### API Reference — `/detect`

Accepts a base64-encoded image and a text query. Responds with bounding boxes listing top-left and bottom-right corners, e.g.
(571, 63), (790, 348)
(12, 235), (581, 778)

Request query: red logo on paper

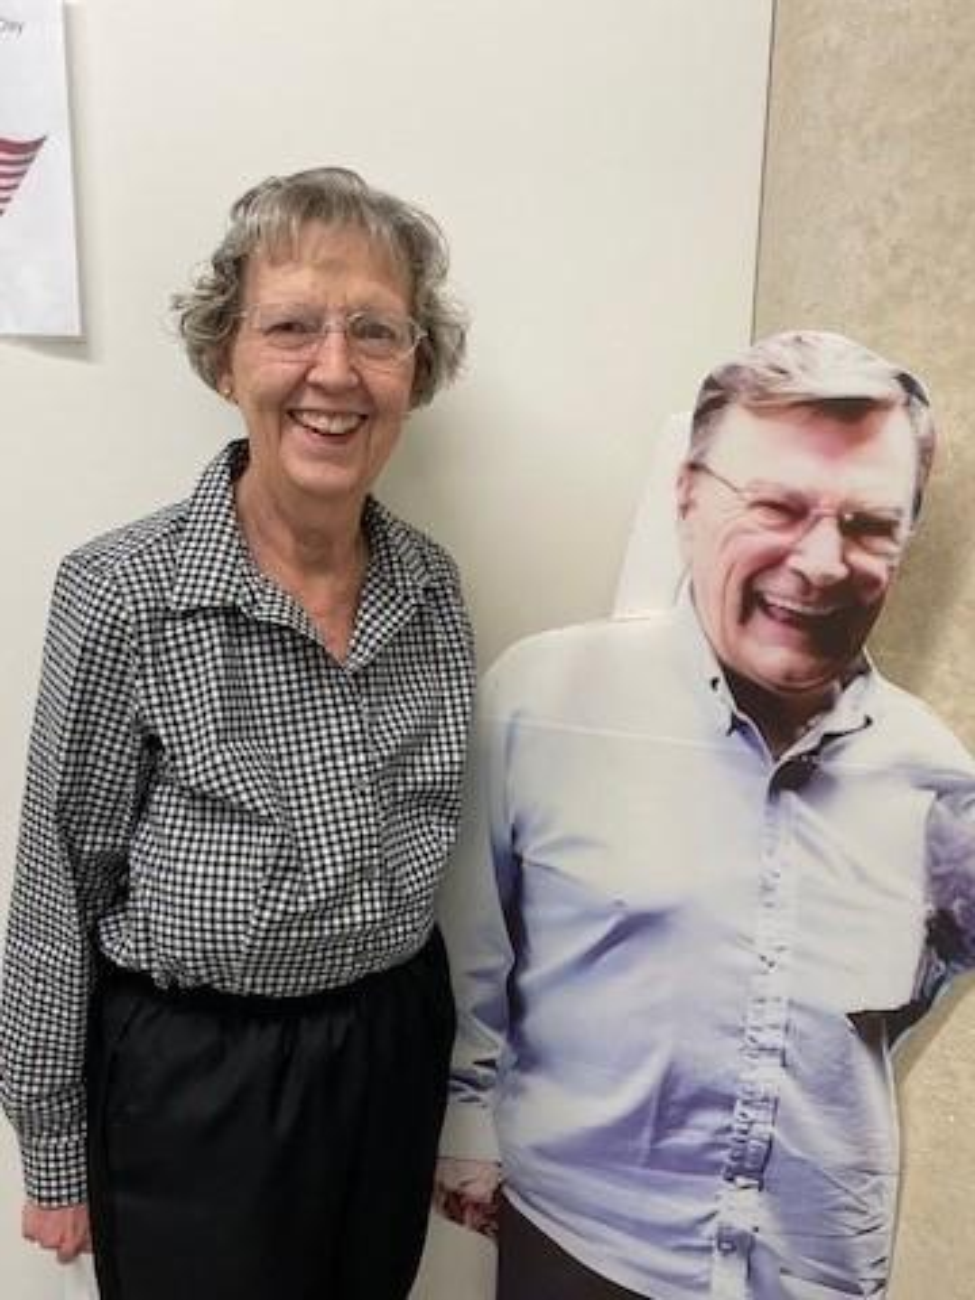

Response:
(0, 135), (46, 217)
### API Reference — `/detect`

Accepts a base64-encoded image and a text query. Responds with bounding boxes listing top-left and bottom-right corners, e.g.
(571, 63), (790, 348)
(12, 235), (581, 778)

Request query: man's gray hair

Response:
(690, 331), (936, 515)
(172, 166), (468, 408)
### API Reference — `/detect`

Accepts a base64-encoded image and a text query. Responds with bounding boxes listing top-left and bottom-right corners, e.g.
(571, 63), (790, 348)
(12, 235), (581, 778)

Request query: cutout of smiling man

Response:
(436, 332), (975, 1300)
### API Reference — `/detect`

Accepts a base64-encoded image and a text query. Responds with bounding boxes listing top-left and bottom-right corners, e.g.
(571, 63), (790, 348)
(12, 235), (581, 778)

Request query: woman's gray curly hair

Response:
(172, 167), (468, 408)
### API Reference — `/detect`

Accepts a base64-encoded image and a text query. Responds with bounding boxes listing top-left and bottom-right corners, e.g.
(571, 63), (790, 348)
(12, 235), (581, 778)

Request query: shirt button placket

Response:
(347, 672), (384, 881)
(712, 1221), (750, 1298)
(713, 778), (799, 1298)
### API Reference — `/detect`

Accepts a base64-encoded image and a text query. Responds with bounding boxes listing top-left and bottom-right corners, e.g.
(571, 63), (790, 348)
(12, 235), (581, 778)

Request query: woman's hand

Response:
(433, 1157), (503, 1240)
(22, 1200), (91, 1263)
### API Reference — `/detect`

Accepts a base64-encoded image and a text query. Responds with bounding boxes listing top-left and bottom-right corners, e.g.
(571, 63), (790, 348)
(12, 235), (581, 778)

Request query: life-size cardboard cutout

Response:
(437, 332), (975, 1300)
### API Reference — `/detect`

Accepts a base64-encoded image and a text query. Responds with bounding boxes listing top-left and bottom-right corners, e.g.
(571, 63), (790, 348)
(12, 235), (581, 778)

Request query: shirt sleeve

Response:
(0, 554), (145, 1205)
(920, 785), (975, 997)
(437, 668), (518, 1164)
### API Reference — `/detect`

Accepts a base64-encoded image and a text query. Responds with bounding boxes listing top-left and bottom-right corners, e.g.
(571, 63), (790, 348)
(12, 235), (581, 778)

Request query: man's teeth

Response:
(294, 411), (364, 435)
(761, 595), (842, 619)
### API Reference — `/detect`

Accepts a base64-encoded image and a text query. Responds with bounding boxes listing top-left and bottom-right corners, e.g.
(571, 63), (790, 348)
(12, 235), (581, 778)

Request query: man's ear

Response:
(676, 461), (697, 518)
(675, 462), (696, 559)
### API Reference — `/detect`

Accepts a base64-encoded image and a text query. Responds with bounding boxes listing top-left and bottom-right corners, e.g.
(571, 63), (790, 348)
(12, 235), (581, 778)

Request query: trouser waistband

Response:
(94, 929), (445, 1018)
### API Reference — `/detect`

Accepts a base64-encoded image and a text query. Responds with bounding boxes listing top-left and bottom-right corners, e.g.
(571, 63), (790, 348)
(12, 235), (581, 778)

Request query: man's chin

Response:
(726, 654), (851, 730)
(744, 637), (861, 692)
(766, 667), (845, 698)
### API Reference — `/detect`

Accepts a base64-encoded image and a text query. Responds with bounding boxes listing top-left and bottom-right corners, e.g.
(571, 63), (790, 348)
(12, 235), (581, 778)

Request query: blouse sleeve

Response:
(0, 554), (147, 1205)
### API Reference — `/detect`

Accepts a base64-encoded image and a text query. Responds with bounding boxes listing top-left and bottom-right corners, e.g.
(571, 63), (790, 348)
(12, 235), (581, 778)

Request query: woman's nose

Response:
(305, 327), (361, 385)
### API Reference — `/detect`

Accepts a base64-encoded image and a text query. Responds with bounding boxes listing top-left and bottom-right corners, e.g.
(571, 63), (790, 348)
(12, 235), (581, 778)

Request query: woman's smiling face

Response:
(221, 221), (416, 514)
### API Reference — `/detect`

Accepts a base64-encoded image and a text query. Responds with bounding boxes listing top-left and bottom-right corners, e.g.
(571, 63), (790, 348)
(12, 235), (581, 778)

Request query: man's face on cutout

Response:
(676, 403), (917, 726)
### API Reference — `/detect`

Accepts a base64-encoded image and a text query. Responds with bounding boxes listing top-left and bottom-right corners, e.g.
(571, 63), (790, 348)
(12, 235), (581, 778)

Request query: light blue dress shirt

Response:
(440, 596), (975, 1299)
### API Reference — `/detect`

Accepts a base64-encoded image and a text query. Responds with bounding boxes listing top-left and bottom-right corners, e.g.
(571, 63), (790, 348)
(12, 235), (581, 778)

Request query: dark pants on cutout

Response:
(86, 933), (454, 1300)
(497, 1197), (650, 1300)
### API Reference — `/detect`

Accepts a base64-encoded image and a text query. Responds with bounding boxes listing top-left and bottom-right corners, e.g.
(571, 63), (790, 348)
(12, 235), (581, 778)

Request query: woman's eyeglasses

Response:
(239, 303), (426, 367)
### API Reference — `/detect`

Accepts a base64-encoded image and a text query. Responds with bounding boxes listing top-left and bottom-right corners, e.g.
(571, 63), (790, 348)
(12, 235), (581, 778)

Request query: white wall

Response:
(0, 2), (772, 1295)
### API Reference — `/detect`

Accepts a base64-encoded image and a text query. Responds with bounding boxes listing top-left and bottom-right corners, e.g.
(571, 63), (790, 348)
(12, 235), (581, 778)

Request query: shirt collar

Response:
(672, 581), (875, 745)
(169, 440), (254, 612)
(169, 439), (445, 616)
(360, 494), (440, 598)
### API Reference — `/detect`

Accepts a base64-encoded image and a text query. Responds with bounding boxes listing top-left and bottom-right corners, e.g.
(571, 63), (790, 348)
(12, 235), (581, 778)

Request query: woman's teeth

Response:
(293, 411), (364, 435)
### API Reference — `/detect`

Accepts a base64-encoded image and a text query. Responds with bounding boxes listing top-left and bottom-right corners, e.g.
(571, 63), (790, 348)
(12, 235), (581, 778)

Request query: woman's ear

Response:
(217, 359), (235, 403)
(214, 340), (236, 402)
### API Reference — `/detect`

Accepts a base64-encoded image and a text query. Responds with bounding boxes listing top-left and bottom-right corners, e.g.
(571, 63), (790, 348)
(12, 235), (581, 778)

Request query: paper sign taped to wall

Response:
(0, 0), (81, 336)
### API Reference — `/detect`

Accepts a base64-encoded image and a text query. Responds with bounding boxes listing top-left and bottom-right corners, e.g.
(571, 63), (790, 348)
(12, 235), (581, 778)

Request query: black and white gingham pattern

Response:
(0, 439), (475, 1205)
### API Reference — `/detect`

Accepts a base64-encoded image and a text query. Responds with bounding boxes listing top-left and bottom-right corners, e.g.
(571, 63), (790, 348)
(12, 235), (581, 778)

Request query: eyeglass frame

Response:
(686, 460), (914, 564)
(236, 301), (427, 367)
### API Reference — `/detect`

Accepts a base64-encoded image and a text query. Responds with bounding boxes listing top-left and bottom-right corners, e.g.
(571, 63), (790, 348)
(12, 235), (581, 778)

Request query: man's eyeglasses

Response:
(239, 303), (426, 367)
(688, 461), (912, 563)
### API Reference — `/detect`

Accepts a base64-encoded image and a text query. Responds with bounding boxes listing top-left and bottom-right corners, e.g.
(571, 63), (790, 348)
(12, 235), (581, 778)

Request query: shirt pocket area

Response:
(154, 740), (288, 823)
(130, 742), (295, 974)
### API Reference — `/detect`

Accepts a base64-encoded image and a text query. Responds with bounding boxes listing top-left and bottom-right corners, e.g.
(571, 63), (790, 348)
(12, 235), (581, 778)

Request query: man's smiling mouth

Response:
(754, 592), (848, 626)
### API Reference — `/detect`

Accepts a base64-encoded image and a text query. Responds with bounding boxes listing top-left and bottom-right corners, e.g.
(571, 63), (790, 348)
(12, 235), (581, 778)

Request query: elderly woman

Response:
(0, 167), (475, 1300)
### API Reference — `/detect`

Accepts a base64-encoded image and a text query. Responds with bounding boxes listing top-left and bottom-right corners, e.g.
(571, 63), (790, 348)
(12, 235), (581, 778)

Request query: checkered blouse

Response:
(0, 439), (476, 1205)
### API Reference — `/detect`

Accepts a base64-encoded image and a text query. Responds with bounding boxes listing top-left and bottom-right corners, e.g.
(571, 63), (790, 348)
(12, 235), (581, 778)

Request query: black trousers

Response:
(86, 934), (455, 1300)
(497, 1197), (650, 1300)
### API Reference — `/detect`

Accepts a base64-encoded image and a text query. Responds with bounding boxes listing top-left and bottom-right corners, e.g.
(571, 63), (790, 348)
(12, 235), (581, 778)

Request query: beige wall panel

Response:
(756, 3), (975, 1295)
